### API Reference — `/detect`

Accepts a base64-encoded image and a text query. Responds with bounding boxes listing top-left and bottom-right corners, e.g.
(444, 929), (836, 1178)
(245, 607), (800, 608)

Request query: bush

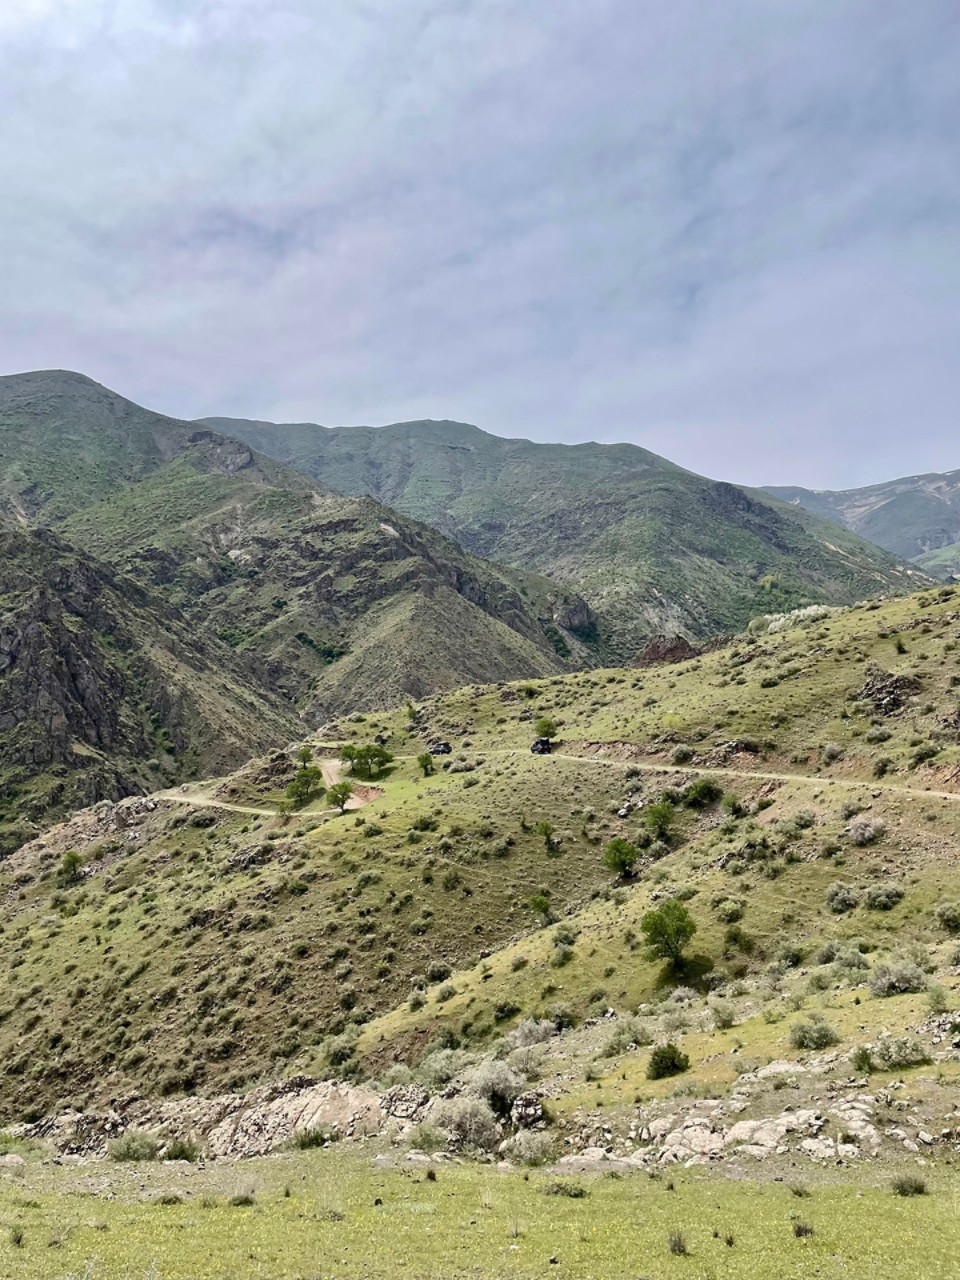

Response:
(507, 1019), (556, 1048)
(870, 962), (927, 997)
(602, 837), (639, 877)
(789, 1018), (840, 1050)
(407, 1121), (446, 1153)
(108, 1131), (160, 1162)
(863, 883), (903, 911)
(465, 1059), (524, 1116)
(822, 742), (844, 764)
(825, 882), (860, 914)
(846, 818), (886, 846)
(936, 901), (960, 934)
(163, 1136), (199, 1162)
(646, 1042), (690, 1080)
(432, 1096), (500, 1151)
(501, 1130), (555, 1166)
(670, 745), (693, 765)
(709, 999), (736, 1030)
(872, 1035), (930, 1069)
(419, 1048), (472, 1089)
(682, 778), (723, 809)
(599, 1016), (651, 1058)
(714, 898), (743, 923)
(892, 1174), (927, 1197)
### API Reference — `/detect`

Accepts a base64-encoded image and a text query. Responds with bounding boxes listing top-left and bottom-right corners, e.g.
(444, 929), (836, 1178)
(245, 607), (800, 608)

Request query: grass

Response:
(0, 1146), (957, 1279)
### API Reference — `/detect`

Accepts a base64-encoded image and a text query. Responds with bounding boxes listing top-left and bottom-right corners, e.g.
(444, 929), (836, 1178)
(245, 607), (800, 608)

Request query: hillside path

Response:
(157, 790), (276, 817)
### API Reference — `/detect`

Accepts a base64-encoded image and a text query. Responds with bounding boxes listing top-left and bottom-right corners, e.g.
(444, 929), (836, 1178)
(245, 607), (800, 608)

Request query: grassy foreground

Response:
(1, 1146), (958, 1280)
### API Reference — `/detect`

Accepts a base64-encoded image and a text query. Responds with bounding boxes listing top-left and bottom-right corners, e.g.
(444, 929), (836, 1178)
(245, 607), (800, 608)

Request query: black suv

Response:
(530, 738), (553, 755)
(429, 741), (452, 755)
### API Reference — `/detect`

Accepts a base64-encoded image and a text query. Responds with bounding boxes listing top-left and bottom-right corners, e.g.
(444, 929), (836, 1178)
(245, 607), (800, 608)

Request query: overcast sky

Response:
(1, 0), (958, 488)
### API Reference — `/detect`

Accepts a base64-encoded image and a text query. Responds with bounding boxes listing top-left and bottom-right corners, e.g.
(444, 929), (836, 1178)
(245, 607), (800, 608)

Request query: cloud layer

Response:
(1, 0), (958, 486)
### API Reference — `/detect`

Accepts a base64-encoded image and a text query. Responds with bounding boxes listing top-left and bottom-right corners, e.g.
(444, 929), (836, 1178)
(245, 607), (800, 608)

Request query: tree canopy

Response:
(640, 899), (696, 966)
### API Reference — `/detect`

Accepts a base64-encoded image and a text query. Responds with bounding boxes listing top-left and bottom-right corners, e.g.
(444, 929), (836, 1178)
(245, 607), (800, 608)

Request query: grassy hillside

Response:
(209, 414), (926, 655)
(766, 468), (960, 574)
(4, 583), (960, 1122)
(0, 525), (300, 853)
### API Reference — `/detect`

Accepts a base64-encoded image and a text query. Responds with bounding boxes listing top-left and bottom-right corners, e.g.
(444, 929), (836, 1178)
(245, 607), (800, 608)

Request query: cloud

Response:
(1, 0), (958, 487)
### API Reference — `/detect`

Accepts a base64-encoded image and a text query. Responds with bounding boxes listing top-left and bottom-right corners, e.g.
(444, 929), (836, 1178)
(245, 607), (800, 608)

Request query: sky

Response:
(1, 0), (958, 488)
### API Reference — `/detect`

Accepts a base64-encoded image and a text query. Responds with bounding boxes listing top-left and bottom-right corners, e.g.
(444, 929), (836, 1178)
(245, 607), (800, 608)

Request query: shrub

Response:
(851, 1045), (873, 1073)
(507, 1019), (556, 1048)
(863, 883), (903, 911)
(419, 1048), (471, 1089)
(407, 1122), (446, 1153)
(715, 898), (743, 923)
(646, 1043), (690, 1080)
(846, 818), (886, 846)
(108, 1131), (160, 1162)
(465, 1059), (524, 1116)
(163, 1136), (199, 1162)
(709, 999), (736, 1030)
(682, 778), (723, 809)
(670, 745), (693, 765)
(599, 1016), (651, 1058)
(501, 1130), (555, 1166)
(872, 1035), (930, 1069)
(542, 1180), (589, 1198)
(892, 1174), (926, 1197)
(432, 1096), (500, 1151)
(789, 1018), (840, 1050)
(825, 882), (860, 914)
(821, 742), (844, 764)
(55, 850), (83, 888)
(793, 1221), (815, 1238)
(870, 962), (926, 998)
(936, 901), (960, 934)
(667, 1230), (689, 1256)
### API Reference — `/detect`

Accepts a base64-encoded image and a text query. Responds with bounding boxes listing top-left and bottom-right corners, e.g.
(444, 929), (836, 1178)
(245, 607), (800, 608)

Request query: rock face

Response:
(0, 526), (298, 849)
(205, 1078), (383, 1158)
(634, 634), (699, 667)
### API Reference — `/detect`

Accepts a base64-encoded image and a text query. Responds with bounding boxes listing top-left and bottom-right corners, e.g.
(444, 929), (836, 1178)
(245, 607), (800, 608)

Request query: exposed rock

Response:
(634, 634), (699, 667)
(510, 1092), (545, 1129)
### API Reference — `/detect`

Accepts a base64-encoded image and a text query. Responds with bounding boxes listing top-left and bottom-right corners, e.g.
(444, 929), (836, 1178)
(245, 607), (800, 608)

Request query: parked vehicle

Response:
(530, 738), (553, 755)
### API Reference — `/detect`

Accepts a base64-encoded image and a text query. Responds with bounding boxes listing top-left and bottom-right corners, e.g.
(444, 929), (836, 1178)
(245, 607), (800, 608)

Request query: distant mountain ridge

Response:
(206, 412), (927, 655)
(764, 470), (960, 579)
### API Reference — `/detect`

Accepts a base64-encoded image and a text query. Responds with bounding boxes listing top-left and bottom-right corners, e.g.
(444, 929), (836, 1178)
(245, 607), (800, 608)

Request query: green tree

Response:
(56, 849), (83, 887)
(602, 837), (639, 877)
(296, 745), (314, 768)
(341, 743), (393, 778)
(339, 744), (358, 770)
(640, 900), (696, 967)
(535, 819), (556, 851)
(535, 717), (558, 740)
(327, 781), (354, 813)
(644, 799), (676, 842)
(417, 752), (435, 777)
(286, 765), (323, 808)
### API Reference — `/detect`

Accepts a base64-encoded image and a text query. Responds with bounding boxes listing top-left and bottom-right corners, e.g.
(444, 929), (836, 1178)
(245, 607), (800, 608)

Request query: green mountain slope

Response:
(207, 415), (926, 655)
(3, 583), (960, 1120)
(0, 373), (597, 723)
(0, 524), (300, 853)
(764, 469), (960, 576)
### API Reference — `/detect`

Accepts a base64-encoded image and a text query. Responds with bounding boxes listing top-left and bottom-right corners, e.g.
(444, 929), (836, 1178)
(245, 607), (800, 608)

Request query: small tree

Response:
(327, 781), (354, 813)
(417, 752), (435, 777)
(286, 765), (323, 808)
(640, 900), (696, 967)
(644, 799), (676, 842)
(535, 819), (555, 851)
(602, 837), (639, 878)
(535, 717), (558, 740)
(56, 849), (83, 888)
(295, 745), (314, 768)
(529, 893), (554, 924)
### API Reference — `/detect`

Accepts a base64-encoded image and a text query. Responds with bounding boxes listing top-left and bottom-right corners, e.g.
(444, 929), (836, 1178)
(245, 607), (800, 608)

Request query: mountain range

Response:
(0, 369), (940, 843)
(764, 469), (960, 579)
(207, 413), (924, 654)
